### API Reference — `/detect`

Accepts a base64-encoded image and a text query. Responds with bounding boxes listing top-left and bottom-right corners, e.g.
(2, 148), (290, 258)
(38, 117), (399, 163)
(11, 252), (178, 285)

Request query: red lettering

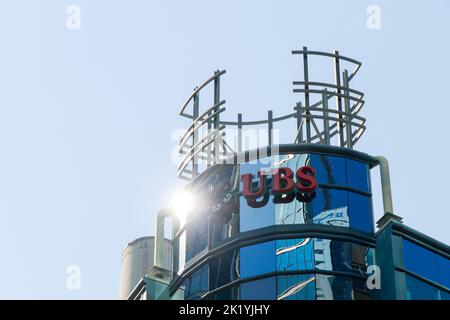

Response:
(296, 166), (317, 193)
(241, 172), (266, 198)
(241, 166), (317, 204)
(272, 167), (295, 195)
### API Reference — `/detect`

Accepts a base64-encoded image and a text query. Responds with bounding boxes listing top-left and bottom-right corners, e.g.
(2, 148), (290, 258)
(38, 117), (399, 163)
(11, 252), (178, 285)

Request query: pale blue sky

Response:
(0, 1), (449, 299)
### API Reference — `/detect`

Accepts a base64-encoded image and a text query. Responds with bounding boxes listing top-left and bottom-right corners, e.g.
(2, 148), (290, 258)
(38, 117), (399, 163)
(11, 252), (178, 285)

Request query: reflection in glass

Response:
(311, 154), (347, 186)
(314, 239), (352, 272)
(276, 238), (314, 271)
(240, 277), (277, 300)
(311, 188), (349, 227)
(346, 159), (370, 192)
(207, 286), (239, 300)
(353, 277), (370, 300)
(402, 239), (446, 286)
(316, 275), (353, 300)
(186, 215), (208, 262)
(277, 274), (315, 300)
(352, 243), (373, 275)
(210, 208), (239, 246)
(240, 195), (275, 232)
(405, 274), (439, 300)
(436, 254), (450, 288)
(440, 290), (450, 300)
(240, 241), (276, 278)
(275, 199), (309, 225)
(209, 250), (240, 290)
(184, 265), (208, 300)
(348, 192), (373, 234)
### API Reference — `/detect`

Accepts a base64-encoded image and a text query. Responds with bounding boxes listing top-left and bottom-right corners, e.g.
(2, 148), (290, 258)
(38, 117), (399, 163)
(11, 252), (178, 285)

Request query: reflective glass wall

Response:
(239, 153), (374, 234)
(171, 151), (376, 300)
(182, 237), (374, 300)
(401, 239), (449, 300)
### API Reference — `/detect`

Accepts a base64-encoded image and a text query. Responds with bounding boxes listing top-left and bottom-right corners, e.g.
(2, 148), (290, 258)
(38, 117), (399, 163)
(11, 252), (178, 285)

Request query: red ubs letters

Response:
(241, 166), (317, 201)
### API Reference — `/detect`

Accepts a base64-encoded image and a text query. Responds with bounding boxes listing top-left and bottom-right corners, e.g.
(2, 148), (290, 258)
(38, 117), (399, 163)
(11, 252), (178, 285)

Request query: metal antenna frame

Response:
(177, 47), (366, 181)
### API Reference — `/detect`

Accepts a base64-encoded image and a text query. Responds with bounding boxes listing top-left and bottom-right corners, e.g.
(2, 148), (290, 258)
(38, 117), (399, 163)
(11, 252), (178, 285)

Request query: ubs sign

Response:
(241, 166), (318, 208)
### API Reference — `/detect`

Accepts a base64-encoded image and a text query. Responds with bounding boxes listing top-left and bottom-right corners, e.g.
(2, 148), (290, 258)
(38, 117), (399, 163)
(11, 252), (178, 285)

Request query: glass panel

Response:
(209, 250), (239, 290)
(273, 153), (309, 170)
(240, 277), (277, 300)
(316, 275), (353, 300)
(353, 278), (370, 300)
(276, 238), (314, 271)
(274, 154), (310, 225)
(185, 215), (208, 262)
(440, 290), (450, 300)
(311, 188), (349, 227)
(436, 254), (450, 289)
(210, 209), (239, 246)
(184, 265), (208, 300)
(208, 286), (239, 300)
(352, 243), (373, 273)
(346, 159), (370, 193)
(347, 192), (374, 234)
(314, 239), (352, 272)
(240, 241), (276, 278)
(405, 274), (439, 300)
(275, 198), (309, 225)
(277, 274), (315, 300)
(310, 154), (347, 186)
(402, 239), (439, 284)
(239, 195), (275, 232)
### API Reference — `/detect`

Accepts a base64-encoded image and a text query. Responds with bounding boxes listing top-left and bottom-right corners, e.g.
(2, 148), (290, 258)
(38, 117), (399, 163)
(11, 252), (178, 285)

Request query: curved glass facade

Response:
(181, 237), (374, 300)
(239, 153), (373, 234)
(172, 150), (376, 300)
(401, 239), (450, 299)
(178, 236), (374, 300)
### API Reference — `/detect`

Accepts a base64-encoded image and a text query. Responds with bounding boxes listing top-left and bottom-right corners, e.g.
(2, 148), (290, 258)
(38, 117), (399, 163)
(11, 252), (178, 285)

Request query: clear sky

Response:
(0, 0), (449, 299)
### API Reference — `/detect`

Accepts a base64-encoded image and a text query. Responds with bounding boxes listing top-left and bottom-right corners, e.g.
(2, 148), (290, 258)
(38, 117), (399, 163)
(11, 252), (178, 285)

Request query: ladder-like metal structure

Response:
(177, 47), (366, 181)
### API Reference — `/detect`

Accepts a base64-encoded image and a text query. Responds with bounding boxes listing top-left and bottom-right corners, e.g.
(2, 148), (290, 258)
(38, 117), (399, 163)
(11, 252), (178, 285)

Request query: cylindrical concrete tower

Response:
(119, 236), (155, 300)
(119, 236), (172, 299)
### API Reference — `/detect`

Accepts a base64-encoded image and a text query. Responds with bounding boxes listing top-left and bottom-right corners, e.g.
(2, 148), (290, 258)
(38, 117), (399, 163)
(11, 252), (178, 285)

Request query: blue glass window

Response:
(239, 195), (275, 232)
(346, 159), (370, 193)
(310, 154), (347, 186)
(402, 239), (439, 284)
(185, 216), (208, 262)
(314, 239), (352, 272)
(209, 250), (239, 290)
(440, 290), (450, 300)
(275, 198), (309, 225)
(310, 189), (349, 227)
(436, 254), (450, 289)
(405, 274), (439, 300)
(210, 206), (239, 246)
(277, 274), (315, 300)
(184, 265), (208, 300)
(347, 192), (374, 234)
(208, 286), (239, 300)
(276, 238), (314, 271)
(240, 241), (276, 278)
(315, 275), (353, 300)
(240, 277), (277, 300)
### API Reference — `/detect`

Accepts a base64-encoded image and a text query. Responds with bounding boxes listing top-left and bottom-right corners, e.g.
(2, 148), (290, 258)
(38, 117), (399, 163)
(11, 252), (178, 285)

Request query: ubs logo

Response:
(241, 166), (317, 208)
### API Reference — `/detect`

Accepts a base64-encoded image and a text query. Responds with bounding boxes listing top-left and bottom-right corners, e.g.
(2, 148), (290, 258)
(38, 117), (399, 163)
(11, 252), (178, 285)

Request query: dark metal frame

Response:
(177, 47), (366, 181)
